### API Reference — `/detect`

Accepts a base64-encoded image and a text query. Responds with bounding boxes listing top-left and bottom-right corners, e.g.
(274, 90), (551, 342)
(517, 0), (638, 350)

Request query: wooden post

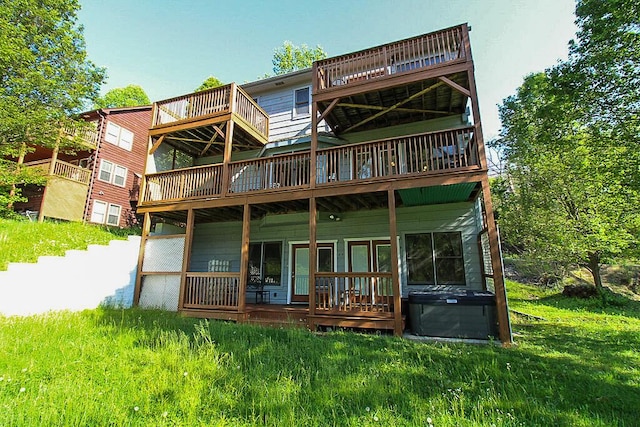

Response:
(220, 120), (234, 196)
(178, 208), (195, 311)
(388, 189), (403, 336)
(308, 197), (317, 330)
(481, 176), (512, 345)
(133, 212), (152, 306)
(310, 63), (318, 189)
(238, 203), (251, 317)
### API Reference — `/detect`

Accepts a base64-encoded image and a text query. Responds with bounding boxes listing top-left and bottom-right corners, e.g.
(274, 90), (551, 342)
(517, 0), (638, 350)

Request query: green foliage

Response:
(272, 41), (327, 75)
(0, 218), (132, 270)
(194, 76), (224, 92)
(1, 283), (639, 426)
(93, 85), (150, 109)
(492, 0), (640, 288)
(0, 0), (105, 209)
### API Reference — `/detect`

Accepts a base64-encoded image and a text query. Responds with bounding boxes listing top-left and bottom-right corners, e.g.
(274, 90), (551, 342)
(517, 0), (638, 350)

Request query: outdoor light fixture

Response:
(329, 214), (341, 221)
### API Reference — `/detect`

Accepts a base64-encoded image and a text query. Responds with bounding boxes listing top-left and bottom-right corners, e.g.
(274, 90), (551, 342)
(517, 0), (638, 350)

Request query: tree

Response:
(272, 41), (327, 75)
(195, 76), (224, 92)
(0, 0), (105, 214)
(94, 85), (150, 109)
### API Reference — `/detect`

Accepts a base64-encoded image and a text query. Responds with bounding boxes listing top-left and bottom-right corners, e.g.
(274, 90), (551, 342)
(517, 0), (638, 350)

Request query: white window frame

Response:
(98, 160), (127, 187)
(98, 160), (114, 183)
(106, 204), (122, 226)
(292, 86), (311, 119)
(104, 121), (134, 151)
(90, 200), (122, 226)
(90, 200), (107, 224)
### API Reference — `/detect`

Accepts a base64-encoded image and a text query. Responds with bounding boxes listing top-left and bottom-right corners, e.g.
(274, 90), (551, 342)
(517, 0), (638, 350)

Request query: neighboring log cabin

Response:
(134, 24), (512, 343)
(14, 106), (152, 227)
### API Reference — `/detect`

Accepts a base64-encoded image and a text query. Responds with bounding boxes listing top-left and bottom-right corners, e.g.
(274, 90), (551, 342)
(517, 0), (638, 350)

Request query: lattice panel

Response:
(138, 274), (180, 310)
(480, 232), (493, 276)
(142, 237), (185, 272)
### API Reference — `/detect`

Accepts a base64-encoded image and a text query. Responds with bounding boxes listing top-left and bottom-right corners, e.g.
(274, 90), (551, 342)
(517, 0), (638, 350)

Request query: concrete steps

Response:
(0, 236), (141, 316)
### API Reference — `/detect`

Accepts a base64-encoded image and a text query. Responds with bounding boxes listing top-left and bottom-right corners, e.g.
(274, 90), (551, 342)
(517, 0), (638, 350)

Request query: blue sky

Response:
(78, 0), (577, 139)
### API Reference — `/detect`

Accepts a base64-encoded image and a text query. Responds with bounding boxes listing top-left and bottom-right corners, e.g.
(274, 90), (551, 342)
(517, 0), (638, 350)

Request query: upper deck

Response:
(150, 83), (270, 157)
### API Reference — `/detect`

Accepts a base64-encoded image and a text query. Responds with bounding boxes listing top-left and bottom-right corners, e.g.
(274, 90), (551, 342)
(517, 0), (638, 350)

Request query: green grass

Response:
(1, 281), (638, 426)
(0, 218), (137, 270)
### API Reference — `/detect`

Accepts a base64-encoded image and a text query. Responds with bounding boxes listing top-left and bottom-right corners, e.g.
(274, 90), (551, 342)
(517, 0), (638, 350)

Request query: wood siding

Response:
(87, 108), (152, 227)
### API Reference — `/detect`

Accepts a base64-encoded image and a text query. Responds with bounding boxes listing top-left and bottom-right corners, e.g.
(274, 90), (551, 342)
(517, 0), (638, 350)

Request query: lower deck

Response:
(181, 303), (405, 332)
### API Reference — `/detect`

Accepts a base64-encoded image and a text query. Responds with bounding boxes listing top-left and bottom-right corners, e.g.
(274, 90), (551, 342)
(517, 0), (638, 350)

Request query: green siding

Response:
(399, 183), (477, 206)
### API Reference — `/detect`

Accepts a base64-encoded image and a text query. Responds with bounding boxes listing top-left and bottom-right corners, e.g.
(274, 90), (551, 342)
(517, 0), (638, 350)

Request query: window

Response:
(105, 122), (134, 151)
(90, 200), (121, 226)
(293, 87), (310, 118)
(248, 242), (283, 286)
(98, 160), (127, 187)
(406, 232), (465, 285)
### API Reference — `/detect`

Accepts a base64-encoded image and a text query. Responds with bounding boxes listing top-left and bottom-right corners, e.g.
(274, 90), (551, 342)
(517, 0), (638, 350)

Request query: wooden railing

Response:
(140, 127), (479, 204)
(62, 124), (98, 148)
(23, 159), (91, 184)
(228, 152), (311, 193)
(315, 272), (394, 313)
(183, 272), (240, 310)
(152, 84), (269, 140)
(144, 163), (224, 202)
(315, 25), (466, 92)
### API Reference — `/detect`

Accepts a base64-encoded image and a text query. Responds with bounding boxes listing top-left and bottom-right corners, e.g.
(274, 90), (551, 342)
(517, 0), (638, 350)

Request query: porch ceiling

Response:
(318, 72), (469, 135)
(161, 124), (264, 158)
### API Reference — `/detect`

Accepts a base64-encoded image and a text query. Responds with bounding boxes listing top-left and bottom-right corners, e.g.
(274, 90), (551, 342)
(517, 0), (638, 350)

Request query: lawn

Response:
(0, 218), (135, 270)
(0, 281), (638, 426)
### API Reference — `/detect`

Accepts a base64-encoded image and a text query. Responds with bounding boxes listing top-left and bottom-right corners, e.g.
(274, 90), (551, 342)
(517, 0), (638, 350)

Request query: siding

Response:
(86, 108), (152, 227)
(188, 202), (482, 303)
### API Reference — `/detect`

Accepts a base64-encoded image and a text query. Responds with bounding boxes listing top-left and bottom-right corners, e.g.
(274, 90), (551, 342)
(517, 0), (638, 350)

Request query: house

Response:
(133, 24), (511, 343)
(15, 106), (152, 227)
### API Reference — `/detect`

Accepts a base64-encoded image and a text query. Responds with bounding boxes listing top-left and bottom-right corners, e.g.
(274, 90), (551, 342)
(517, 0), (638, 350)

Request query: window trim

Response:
(90, 199), (121, 226)
(405, 231), (466, 286)
(104, 121), (134, 151)
(98, 159), (127, 187)
(292, 86), (311, 119)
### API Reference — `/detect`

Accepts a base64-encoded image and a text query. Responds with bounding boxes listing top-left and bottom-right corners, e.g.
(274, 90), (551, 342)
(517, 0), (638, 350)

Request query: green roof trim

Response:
(399, 183), (477, 206)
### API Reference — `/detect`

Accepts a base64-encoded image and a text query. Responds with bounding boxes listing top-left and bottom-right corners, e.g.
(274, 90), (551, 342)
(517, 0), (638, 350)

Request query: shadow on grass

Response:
(92, 307), (640, 426)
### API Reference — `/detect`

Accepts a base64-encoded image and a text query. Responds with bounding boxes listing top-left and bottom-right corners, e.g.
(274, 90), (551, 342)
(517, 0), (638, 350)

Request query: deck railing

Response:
(315, 25), (466, 92)
(152, 84), (269, 140)
(183, 272), (240, 310)
(315, 272), (394, 313)
(62, 124), (98, 148)
(144, 163), (224, 202)
(23, 159), (91, 184)
(140, 127), (478, 204)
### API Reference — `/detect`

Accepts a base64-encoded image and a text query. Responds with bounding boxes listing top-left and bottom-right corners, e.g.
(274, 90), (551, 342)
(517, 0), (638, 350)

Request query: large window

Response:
(248, 242), (283, 286)
(98, 160), (127, 187)
(406, 232), (465, 285)
(105, 122), (134, 150)
(90, 200), (121, 226)
(293, 87), (310, 118)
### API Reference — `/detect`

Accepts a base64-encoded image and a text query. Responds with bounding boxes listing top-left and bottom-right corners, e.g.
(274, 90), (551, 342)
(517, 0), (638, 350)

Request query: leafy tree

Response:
(195, 76), (225, 92)
(94, 85), (150, 108)
(272, 41), (327, 75)
(495, 64), (639, 289)
(0, 0), (105, 212)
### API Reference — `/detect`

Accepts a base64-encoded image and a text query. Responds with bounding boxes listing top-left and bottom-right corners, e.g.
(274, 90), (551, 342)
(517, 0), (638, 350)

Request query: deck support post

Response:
(238, 203), (250, 319)
(178, 208), (195, 311)
(133, 212), (152, 306)
(220, 119), (234, 196)
(310, 64), (318, 189)
(308, 197), (317, 330)
(387, 189), (403, 336)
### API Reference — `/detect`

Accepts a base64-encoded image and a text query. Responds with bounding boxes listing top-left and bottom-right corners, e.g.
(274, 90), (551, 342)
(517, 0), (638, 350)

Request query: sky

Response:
(77, 0), (578, 140)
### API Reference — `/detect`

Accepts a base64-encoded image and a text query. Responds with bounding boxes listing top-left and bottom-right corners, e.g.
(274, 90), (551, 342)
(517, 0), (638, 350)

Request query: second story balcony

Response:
(23, 158), (92, 184)
(150, 83), (270, 147)
(140, 126), (480, 206)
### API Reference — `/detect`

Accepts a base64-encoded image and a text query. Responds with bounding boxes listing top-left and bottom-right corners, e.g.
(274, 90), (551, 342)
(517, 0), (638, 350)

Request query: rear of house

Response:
(133, 24), (511, 343)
